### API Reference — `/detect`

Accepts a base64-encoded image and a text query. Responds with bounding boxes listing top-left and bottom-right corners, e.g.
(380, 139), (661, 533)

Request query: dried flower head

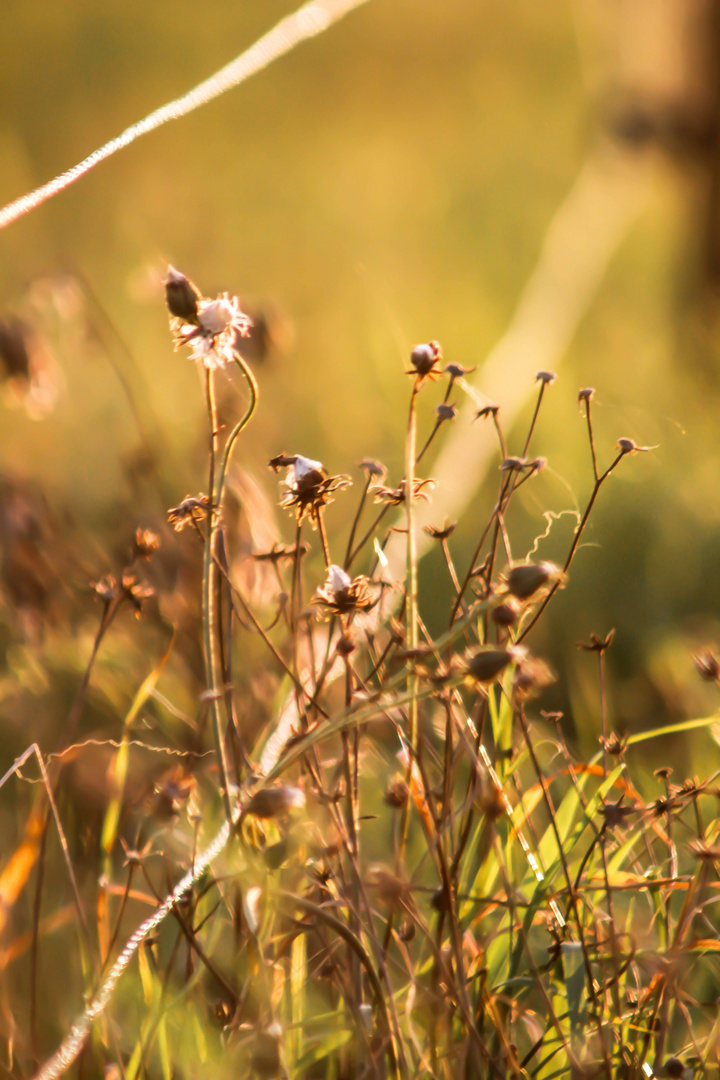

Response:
(425, 519), (457, 541)
(464, 646), (526, 684)
(577, 629), (615, 653)
(358, 458), (387, 482)
(243, 785), (306, 820)
(617, 437), (652, 455)
(384, 777), (409, 808)
(536, 370), (557, 385)
(120, 569), (154, 615)
(132, 527), (160, 560)
(475, 403), (500, 420)
(599, 800), (637, 830)
(491, 598), (520, 628)
(695, 649), (720, 682)
(578, 387), (595, 403)
(512, 656), (555, 702)
(270, 454), (351, 524)
(407, 340), (443, 385)
(171, 275), (251, 370)
(252, 541), (309, 564)
(92, 574), (119, 603)
(505, 561), (563, 600)
(167, 494), (211, 532)
(444, 362), (475, 380)
(313, 564), (374, 617)
(435, 402), (457, 422)
(372, 477), (434, 506)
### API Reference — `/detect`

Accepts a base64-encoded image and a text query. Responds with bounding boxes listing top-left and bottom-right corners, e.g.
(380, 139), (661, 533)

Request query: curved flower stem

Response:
(203, 353), (259, 826)
(203, 368), (233, 825)
(399, 383), (420, 854)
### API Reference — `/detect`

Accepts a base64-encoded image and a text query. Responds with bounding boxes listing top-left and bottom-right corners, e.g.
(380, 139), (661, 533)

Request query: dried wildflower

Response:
(655, 766), (672, 780)
(425, 519), (457, 541)
(601, 732), (628, 757)
(491, 599), (520, 628)
(398, 917), (416, 942)
(475, 403), (500, 420)
(505, 561), (563, 601)
(132, 527), (160, 559)
(617, 437), (652, 455)
(167, 493), (211, 532)
(270, 454), (351, 524)
(444, 362), (475, 380)
(536, 370), (557, 385)
(92, 574), (119, 603)
(407, 340), (443, 385)
(464, 646), (526, 684)
(500, 456), (528, 472)
(694, 649), (720, 682)
(153, 766), (196, 817)
(599, 800), (637, 830)
(243, 785), (306, 819)
(435, 402), (457, 422)
(336, 631), (356, 656)
(120, 570), (154, 615)
(664, 1059), (684, 1080)
(577, 629), (615, 653)
(512, 657), (555, 702)
(164, 266), (201, 324)
(578, 387), (595, 403)
(313, 564), (374, 617)
(253, 541), (309, 564)
(172, 283), (251, 370)
(529, 456), (547, 474)
(372, 477), (434, 506)
(384, 777), (409, 808)
(358, 458), (387, 482)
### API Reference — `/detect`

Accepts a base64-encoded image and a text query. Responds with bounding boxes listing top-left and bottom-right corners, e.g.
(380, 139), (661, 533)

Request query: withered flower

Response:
(578, 387), (595, 403)
(617, 437), (652, 455)
(512, 657), (555, 702)
(168, 266), (251, 370)
(577, 629), (615, 653)
(132, 527), (160, 559)
(464, 646), (526, 684)
(270, 454), (351, 524)
(252, 541), (309, 564)
(384, 777), (409, 808)
(435, 402), (457, 422)
(167, 494), (211, 532)
(120, 570), (154, 615)
(313, 564), (374, 617)
(505, 561), (563, 601)
(425, 520), (457, 541)
(444, 362), (475, 381)
(599, 800), (637, 830)
(358, 458), (387, 483)
(694, 650), (720, 682)
(475, 403), (500, 420)
(601, 732), (628, 757)
(92, 574), (119, 603)
(536, 370), (557, 385)
(243, 785), (305, 819)
(407, 340), (443, 386)
(491, 599), (520, 628)
(372, 477), (435, 506)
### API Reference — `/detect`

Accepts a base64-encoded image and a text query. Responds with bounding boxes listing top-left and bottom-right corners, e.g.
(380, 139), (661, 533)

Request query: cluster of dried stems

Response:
(3, 270), (720, 1080)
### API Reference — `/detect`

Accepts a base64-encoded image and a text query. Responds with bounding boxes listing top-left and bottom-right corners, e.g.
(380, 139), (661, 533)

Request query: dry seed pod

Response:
(464, 646), (525, 684)
(243, 785), (305, 819)
(505, 561), (562, 601)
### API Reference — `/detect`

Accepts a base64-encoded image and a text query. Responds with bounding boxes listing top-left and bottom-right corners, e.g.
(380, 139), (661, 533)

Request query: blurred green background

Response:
(2, 0), (720, 765)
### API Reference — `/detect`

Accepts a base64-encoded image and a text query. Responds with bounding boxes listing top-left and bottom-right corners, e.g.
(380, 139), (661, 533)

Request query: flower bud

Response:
(465, 647), (524, 684)
(164, 266), (201, 323)
(506, 561), (562, 600)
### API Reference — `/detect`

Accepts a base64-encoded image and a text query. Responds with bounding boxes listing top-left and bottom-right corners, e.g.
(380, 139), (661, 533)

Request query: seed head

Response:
(313, 564), (374, 618)
(408, 340), (443, 385)
(536, 370), (557, 385)
(505, 561), (563, 600)
(464, 646), (526, 684)
(444, 362), (475, 380)
(243, 785), (306, 820)
(435, 402), (457, 422)
(695, 649), (720, 682)
(132, 527), (160, 560)
(270, 454), (351, 524)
